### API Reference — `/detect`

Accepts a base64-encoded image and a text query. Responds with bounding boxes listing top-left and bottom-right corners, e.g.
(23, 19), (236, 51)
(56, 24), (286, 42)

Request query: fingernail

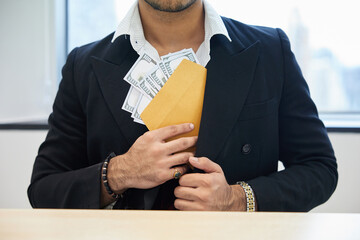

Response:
(190, 157), (199, 162)
(189, 123), (194, 130)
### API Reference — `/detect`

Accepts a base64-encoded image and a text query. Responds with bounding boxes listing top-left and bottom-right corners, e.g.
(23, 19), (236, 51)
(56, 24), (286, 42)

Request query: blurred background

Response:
(0, 0), (359, 212)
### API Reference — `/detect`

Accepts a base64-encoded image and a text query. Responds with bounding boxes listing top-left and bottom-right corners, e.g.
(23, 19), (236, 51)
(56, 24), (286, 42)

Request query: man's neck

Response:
(138, 0), (205, 56)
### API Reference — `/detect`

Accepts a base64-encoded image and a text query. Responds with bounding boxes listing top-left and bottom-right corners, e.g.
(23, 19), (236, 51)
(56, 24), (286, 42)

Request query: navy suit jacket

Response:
(28, 17), (338, 211)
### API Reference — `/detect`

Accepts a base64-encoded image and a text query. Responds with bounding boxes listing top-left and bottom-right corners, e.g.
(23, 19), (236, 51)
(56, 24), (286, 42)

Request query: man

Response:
(28, 0), (338, 211)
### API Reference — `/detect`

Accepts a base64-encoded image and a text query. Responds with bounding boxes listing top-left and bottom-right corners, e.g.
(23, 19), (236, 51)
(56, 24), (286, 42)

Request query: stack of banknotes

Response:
(122, 48), (199, 124)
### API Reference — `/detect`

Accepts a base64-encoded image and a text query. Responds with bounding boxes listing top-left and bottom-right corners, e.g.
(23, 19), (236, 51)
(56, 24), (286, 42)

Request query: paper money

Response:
(148, 66), (167, 87)
(163, 49), (199, 76)
(139, 76), (159, 99)
(160, 49), (189, 62)
(122, 48), (200, 125)
(133, 118), (145, 124)
(131, 94), (151, 122)
(122, 86), (142, 113)
(158, 62), (170, 80)
(124, 53), (157, 89)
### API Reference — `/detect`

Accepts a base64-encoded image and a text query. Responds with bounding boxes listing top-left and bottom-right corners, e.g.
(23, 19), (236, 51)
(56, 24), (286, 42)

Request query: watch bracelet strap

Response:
(236, 181), (255, 212)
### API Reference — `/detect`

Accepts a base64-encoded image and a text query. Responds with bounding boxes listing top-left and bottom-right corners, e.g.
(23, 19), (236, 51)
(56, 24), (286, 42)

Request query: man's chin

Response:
(143, 0), (198, 13)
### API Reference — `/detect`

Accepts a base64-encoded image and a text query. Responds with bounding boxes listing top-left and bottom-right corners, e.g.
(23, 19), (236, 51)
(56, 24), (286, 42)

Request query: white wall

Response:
(0, 130), (359, 212)
(0, 131), (46, 208)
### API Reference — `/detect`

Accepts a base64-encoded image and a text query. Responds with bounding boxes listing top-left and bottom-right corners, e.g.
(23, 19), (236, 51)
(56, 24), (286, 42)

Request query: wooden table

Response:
(0, 209), (359, 240)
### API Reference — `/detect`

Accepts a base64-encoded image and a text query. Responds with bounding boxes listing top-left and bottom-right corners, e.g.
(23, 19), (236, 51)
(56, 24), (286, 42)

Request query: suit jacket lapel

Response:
(196, 35), (260, 162)
(91, 37), (148, 146)
(91, 36), (159, 209)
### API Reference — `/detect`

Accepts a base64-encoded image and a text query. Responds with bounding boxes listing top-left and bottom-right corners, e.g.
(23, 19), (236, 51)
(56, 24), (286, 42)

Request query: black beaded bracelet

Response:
(102, 152), (121, 199)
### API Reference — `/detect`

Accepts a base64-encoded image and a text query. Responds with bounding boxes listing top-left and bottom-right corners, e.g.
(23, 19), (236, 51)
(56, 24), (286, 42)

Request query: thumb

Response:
(189, 157), (222, 174)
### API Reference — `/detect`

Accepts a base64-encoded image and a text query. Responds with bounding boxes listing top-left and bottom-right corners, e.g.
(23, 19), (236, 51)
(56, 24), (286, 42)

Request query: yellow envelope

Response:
(141, 59), (207, 141)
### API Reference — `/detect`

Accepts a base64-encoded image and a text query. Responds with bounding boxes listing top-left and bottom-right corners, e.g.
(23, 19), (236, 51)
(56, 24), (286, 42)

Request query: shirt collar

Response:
(112, 1), (146, 52)
(111, 0), (231, 48)
(203, 0), (231, 43)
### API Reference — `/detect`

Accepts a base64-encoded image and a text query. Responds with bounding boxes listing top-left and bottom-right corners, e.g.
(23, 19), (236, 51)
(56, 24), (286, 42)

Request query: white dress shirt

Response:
(111, 0), (232, 67)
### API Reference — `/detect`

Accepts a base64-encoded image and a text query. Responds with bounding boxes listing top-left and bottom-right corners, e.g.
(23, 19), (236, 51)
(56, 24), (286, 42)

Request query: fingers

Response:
(169, 165), (188, 180)
(150, 123), (194, 141)
(179, 173), (209, 188)
(189, 157), (222, 174)
(174, 199), (204, 211)
(164, 136), (198, 154)
(174, 186), (198, 201)
(166, 152), (194, 168)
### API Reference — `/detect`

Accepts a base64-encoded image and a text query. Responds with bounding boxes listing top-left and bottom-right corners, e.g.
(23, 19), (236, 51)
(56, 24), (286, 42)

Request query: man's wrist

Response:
(227, 185), (247, 211)
(107, 154), (129, 194)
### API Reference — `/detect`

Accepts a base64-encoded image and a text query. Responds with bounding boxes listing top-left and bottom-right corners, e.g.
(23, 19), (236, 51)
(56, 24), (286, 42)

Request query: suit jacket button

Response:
(242, 144), (251, 154)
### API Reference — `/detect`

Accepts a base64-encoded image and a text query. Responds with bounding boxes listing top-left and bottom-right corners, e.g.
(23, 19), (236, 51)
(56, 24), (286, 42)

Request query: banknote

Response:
(131, 94), (151, 122)
(122, 86), (142, 113)
(139, 76), (159, 99)
(122, 48), (200, 125)
(158, 62), (170, 80)
(161, 49), (190, 62)
(163, 49), (199, 76)
(131, 94), (143, 122)
(124, 53), (157, 89)
(148, 66), (167, 87)
(158, 49), (195, 78)
(133, 118), (145, 124)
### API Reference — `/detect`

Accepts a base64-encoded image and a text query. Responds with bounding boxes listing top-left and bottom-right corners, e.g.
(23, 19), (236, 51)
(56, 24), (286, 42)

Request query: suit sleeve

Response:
(27, 48), (103, 208)
(247, 29), (338, 211)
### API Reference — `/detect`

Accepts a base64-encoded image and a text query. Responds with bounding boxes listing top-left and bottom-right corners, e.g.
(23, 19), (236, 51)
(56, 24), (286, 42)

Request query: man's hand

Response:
(107, 123), (197, 193)
(174, 157), (247, 211)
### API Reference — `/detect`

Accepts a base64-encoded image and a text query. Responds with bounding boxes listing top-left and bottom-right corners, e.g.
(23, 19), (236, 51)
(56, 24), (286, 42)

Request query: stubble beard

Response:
(143, 0), (198, 13)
